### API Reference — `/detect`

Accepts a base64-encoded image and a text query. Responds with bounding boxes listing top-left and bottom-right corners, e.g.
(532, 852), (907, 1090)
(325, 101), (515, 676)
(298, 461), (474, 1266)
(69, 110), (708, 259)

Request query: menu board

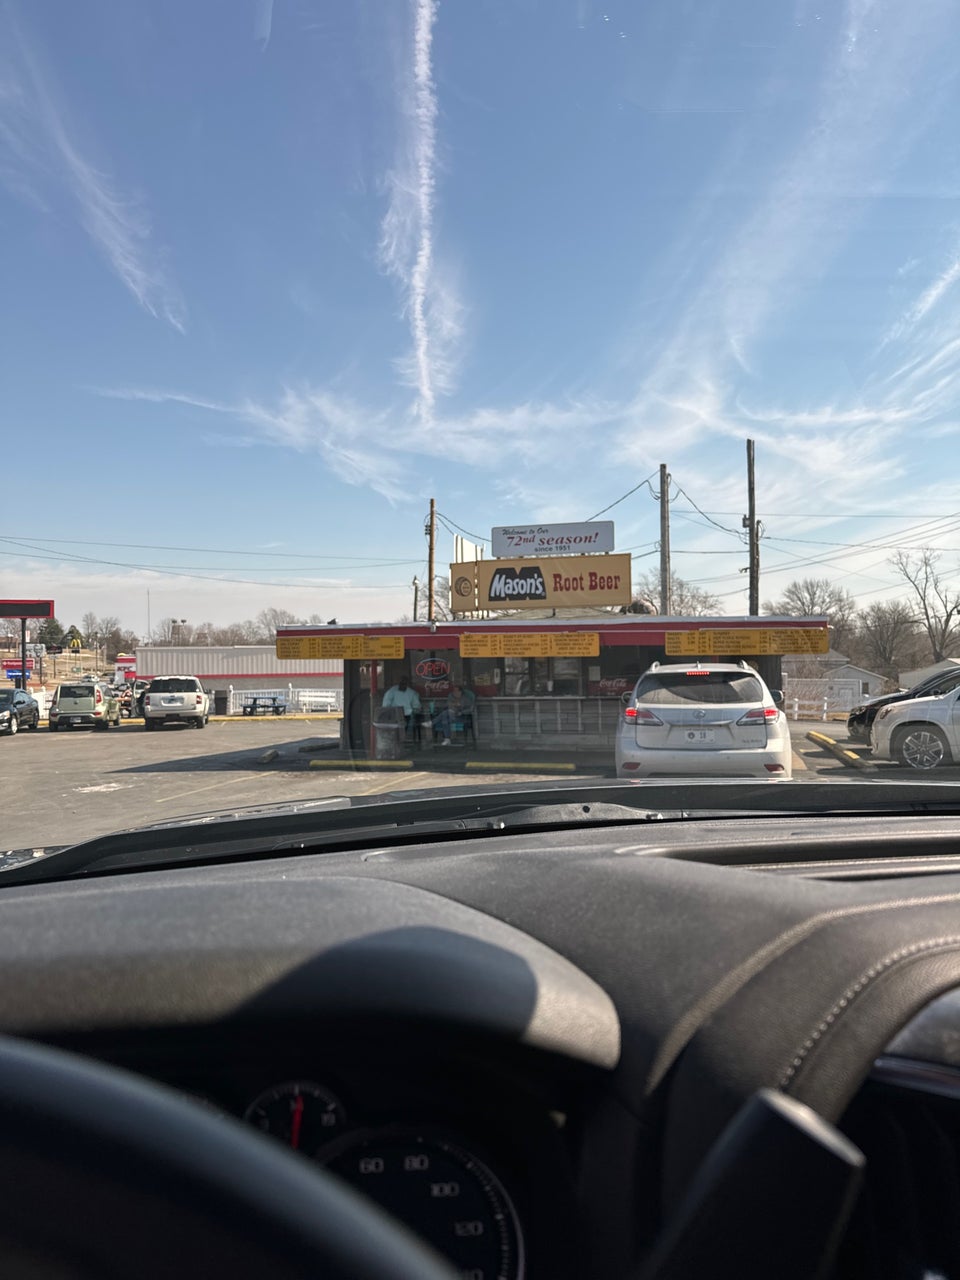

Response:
(276, 635), (405, 660)
(665, 628), (828, 657)
(459, 633), (600, 658)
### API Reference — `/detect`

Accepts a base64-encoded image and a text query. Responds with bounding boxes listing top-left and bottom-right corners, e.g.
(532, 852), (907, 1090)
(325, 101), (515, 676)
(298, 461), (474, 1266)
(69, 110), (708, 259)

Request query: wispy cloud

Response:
(380, 0), (462, 418)
(253, 0), (274, 50)
(885, 254), (960, 344)
(0, 13), (185, 331)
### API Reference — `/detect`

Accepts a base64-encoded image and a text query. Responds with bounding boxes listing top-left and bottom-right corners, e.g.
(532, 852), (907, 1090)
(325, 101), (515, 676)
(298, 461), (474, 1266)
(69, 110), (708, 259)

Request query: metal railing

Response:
(224, 686), (341, 715)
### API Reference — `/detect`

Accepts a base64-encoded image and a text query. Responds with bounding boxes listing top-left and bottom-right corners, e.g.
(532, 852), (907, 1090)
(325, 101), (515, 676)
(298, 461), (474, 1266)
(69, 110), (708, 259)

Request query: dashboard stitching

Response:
(778, 934), (960, 1089)
(647, 891), (960, 1093)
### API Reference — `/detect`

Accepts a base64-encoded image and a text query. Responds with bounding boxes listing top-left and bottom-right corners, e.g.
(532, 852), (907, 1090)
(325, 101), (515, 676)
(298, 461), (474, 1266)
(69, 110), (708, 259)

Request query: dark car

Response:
(0, 688), (40, 735)
(847, 667), (960, 742)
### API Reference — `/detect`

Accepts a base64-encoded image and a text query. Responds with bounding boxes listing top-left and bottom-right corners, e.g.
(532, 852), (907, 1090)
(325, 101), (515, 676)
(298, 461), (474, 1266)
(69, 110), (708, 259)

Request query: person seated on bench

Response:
(432, 684), (476, 746)
(382, 675), (422, 739)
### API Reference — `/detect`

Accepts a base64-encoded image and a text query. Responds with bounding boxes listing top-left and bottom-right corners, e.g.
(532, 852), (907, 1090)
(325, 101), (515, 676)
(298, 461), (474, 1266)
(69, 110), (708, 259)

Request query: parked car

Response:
(48, 683), (121, 731)
(870, 685), (960, 770)
(0, 688), (40, 735)
(847, 667), (960, 742)
(142, 676), (209, 729)
(615, 660), (792, 779)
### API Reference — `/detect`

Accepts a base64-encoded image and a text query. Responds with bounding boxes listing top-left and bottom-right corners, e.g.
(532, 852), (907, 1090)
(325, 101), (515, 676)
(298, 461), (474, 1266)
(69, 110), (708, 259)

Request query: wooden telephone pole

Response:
(744, 440), (760, 615)
(426, 498), (436, 622)
(659, 464), (672, 615)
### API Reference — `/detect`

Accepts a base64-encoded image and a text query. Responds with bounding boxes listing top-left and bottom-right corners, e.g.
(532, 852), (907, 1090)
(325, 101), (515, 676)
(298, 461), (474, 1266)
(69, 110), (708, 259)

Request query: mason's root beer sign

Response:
(451, 554), (632, 611)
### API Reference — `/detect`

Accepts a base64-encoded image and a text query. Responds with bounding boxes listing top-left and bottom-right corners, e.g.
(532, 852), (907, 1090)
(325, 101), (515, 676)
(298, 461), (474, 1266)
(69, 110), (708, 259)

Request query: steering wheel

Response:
(0, 1035), (456, 1280)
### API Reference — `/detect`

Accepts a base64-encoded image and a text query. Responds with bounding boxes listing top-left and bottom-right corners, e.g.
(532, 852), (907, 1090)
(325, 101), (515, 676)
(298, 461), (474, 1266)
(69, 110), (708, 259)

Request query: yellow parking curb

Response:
(308, 758), (414, 770)
(805, 730), (870, 770)
(465, 760), (577, 773)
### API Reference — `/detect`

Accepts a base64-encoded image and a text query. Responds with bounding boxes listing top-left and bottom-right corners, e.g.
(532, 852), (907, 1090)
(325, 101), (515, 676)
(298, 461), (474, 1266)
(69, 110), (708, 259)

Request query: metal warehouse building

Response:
(135, 645), (343, 707)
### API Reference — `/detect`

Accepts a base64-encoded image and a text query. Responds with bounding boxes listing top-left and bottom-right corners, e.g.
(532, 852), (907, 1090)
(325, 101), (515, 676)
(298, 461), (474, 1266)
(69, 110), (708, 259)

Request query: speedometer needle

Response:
(290, 1094), (304, 1150)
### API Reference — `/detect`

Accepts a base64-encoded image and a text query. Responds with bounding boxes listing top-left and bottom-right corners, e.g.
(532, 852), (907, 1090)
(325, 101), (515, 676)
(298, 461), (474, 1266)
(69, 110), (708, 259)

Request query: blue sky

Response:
(2, 0), (960, 633)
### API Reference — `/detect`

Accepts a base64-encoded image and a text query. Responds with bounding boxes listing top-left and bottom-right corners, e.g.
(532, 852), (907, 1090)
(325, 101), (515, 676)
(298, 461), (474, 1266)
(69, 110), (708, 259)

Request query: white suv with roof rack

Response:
(142, 676), (210, 730)
(615, 660), (792, 780)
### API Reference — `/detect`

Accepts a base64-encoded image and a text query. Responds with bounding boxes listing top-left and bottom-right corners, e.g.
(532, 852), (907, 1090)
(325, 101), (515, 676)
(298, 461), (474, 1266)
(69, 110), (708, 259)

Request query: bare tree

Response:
(763, 578), (858, 652)
(632, 570), (720, 617)
(891, 549), (960, 663)
(854, 600), (924, 680)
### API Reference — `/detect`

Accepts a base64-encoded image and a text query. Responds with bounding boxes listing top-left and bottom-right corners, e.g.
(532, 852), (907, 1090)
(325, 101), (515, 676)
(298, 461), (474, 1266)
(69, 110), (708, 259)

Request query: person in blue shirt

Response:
(382, 675), (422, 738)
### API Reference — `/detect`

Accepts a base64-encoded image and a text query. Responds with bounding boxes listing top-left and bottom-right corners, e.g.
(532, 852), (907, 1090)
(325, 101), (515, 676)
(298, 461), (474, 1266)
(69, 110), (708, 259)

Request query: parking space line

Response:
(153, 777), (252, 804)
(359, 772), (430, 795)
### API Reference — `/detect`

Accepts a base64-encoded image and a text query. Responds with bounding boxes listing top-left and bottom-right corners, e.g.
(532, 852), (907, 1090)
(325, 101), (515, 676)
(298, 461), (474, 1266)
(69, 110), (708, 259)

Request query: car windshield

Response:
(4, 0), (960, 852)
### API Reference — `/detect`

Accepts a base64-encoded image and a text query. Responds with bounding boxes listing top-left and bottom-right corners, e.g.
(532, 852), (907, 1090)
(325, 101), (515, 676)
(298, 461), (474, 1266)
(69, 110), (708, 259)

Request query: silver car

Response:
(870, 686), (960, 770)
(615, 661), (792, 779)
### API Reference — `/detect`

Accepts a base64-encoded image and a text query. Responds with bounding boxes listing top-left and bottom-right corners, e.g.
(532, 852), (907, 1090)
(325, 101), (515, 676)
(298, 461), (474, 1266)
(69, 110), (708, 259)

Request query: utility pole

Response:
(743, 439), (760, 615)
(426, 498), (436, 622)
(412, 576), (420, 621)
(659, 464), (672, 615)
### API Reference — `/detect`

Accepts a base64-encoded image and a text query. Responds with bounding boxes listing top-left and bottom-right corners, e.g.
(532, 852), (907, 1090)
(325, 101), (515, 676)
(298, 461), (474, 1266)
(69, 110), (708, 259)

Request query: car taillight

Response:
(95, 687), (102, 704)
(764, 763), (785, 773)
(196, 693), (203, 704)
(737, 707), (778, 724)
(625, 706), (662, 725)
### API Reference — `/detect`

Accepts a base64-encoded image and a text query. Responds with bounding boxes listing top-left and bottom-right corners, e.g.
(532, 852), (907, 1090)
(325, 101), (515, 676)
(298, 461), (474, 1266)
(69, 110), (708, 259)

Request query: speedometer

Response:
(320, 1127), (524, 1280)
(243, 1080), (346, 1156)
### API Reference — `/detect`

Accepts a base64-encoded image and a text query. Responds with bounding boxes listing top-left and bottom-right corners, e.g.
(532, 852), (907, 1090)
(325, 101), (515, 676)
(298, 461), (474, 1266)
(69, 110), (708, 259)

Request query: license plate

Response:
(163, 697), (183, 706)
(682, 729), (715, 744)
(71, 716), (81, 723)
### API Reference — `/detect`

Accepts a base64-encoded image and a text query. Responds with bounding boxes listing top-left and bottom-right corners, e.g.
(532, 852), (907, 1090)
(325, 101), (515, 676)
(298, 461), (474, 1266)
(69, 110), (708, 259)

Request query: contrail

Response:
(409, 0), (439, 418)
(380, 0), (446, 421)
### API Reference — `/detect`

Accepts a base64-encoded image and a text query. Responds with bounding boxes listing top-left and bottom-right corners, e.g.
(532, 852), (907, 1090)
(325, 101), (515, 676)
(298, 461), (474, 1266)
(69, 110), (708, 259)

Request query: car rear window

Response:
(58, 685), (93, 699)
(635, 672), (764, 704)
(149, 678), (200, 692)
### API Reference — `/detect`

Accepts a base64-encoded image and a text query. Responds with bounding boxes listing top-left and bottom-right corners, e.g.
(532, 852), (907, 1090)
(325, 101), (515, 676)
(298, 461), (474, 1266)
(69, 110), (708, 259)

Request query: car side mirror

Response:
(771, 689), (784, 706)
(621, 690), (632, 706)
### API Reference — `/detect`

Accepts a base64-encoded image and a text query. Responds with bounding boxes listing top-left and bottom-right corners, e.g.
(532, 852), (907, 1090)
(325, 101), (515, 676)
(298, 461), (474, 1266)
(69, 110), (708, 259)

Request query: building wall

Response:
(136, 646), (343, 695)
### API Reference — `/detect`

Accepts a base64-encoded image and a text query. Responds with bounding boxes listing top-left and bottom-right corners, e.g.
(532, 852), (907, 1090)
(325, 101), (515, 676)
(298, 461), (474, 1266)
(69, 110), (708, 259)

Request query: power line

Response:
(585, 472), (658, 521)
(0, 542), (412, 591)
(671, 485), (744, 538)
(0, 534), (418, 563)
(435, 512), (488, 543)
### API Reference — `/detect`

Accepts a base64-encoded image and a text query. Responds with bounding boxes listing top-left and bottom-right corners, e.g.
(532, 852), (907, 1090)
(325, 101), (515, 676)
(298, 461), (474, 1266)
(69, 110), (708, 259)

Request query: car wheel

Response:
(7, 715), (18, 737)
(27, 715), (38, 730)
(895, 725), (951, 771)
(49, 721), (59, 732)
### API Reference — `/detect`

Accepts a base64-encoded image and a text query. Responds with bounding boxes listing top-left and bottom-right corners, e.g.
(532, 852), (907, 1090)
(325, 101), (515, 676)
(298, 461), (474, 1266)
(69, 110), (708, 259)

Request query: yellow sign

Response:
(276, 635), (405, 660)
(665, 628), (828, 657)
(450, 553), (632, 611)
(458, 633), (599, 659)
(664, 631), (702, 656)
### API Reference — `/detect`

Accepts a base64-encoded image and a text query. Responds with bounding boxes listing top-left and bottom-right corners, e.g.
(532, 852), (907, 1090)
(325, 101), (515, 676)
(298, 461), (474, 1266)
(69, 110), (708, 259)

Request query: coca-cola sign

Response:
(588, 677), (634, 696)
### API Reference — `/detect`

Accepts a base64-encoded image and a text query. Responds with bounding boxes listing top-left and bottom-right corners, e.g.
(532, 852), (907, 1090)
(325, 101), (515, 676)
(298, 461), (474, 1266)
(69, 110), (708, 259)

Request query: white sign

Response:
(491, 521), (615, 557)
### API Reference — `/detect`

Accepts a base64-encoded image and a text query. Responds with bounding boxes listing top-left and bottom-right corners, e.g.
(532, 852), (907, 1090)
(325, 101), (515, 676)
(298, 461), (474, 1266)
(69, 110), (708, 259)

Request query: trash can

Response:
(372, 708), (405, 759)
(213, 690), (228, 716)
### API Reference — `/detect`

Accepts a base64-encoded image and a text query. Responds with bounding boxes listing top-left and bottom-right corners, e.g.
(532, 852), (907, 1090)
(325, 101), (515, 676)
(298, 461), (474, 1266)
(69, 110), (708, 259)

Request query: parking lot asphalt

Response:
(0, 715), (905, 853)
(0, 718), (587, 850)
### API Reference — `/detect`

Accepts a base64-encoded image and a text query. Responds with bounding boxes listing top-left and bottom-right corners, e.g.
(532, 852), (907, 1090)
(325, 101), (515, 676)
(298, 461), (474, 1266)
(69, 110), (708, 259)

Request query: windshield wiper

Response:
(6, 777), (960, 886)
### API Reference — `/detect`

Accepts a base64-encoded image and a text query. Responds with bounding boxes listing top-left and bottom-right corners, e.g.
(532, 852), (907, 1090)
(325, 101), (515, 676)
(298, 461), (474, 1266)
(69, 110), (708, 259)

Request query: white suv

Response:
(143, 677), (210, 730)
(870, 686), (960, 770)
(615, 660), (792, 779)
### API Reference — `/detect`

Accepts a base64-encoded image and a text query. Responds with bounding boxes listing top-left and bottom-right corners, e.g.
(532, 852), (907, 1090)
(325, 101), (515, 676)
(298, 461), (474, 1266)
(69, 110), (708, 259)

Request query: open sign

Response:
(416, 658), (450, 681)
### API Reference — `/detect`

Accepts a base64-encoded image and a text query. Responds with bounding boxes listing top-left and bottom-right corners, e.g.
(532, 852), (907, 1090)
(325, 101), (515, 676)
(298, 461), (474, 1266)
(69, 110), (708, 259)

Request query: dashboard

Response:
(59, 1022), (587, 1279)
(5, 811), (960, 1276)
